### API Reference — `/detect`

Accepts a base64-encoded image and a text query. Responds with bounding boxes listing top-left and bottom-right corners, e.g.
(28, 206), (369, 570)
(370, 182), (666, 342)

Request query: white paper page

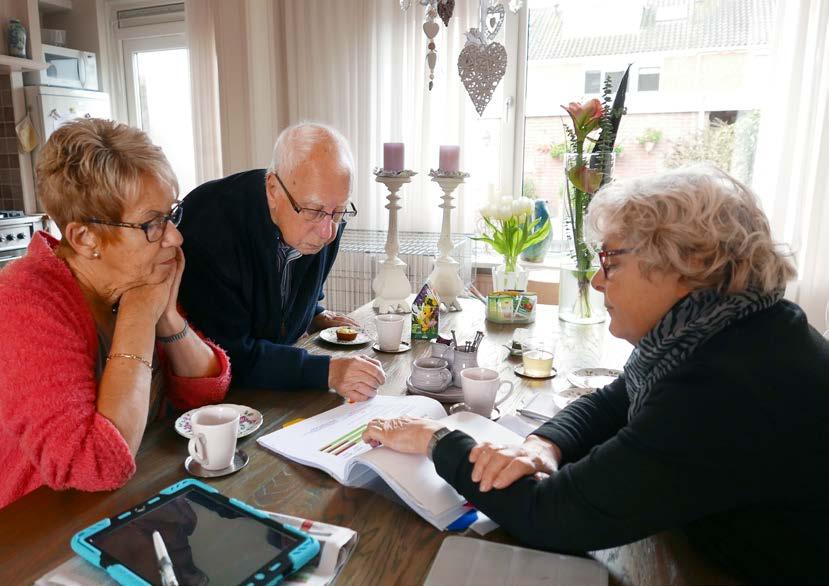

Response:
(517, 392), (560, 420)
(257, 395), (446, 483)
(354, 411), (523, 523)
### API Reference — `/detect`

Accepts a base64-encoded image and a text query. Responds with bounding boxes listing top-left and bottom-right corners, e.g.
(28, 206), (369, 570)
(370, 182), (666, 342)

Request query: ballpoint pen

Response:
(153, 530), (179, 586)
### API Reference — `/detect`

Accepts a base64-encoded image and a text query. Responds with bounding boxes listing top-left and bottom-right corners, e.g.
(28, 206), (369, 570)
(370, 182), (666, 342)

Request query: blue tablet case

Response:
(71, 479), (320, 586)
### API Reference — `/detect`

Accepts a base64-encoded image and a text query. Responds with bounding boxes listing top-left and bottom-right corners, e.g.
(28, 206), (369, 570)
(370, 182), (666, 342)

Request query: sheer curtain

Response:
(752, 0), (829, 328)
(184, 0), (223, 184)
(276, 0), (500, 233)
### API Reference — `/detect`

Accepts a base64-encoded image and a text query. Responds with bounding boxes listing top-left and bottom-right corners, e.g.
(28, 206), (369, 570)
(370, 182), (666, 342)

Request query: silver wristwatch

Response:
(427, 427), (452, 461)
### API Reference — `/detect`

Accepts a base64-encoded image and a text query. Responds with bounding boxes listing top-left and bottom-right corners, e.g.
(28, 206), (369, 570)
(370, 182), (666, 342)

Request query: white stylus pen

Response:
(152, 530), (179, 586)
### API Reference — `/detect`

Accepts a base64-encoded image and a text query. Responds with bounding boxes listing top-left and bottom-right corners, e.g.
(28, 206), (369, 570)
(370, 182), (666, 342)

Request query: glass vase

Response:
(492, 264), (528, 292)
(560, 152), (614, 323)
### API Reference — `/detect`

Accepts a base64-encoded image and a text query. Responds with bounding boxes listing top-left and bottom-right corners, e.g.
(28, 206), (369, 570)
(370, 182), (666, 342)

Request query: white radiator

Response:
(322, 229), (475, 314)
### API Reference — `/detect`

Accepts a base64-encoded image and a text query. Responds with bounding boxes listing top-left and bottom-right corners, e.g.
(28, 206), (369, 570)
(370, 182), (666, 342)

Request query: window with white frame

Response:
(515, 0), (779, 255)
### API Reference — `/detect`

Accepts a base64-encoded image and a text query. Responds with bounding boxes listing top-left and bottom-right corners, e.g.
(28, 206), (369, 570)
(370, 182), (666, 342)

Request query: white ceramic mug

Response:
(460, 367), (515, 416)
(187, 406), (239, 470)
(411, 357), (452, 391)
(375, 314), (406, 351)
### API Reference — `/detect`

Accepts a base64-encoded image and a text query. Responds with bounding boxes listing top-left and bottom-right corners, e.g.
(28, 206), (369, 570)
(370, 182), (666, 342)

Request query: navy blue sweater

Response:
(178, 169), (343, 390)
(434, 300), (829, 584)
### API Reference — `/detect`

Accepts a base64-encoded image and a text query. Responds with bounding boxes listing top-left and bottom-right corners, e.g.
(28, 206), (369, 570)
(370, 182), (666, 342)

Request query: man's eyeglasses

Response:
(86, 201), (183, 243)
(597, 247), (633, 279)
(273, 172), (357, 225)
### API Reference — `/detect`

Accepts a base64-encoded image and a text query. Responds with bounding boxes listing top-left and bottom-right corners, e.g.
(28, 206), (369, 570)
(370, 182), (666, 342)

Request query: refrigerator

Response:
(23, 86), (112, 212)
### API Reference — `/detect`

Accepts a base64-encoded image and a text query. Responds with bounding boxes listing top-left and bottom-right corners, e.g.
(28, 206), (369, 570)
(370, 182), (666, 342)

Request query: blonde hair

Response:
(586, 165), (796, 294)
(37, 118), (178, 243)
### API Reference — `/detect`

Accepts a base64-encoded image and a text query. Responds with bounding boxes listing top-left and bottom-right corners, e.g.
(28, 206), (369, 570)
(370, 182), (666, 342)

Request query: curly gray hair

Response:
(586, 165), (796, 294)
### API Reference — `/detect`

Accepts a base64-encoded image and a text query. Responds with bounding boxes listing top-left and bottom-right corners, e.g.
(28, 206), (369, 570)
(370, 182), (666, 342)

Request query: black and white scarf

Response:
(624, 287), (783, 419)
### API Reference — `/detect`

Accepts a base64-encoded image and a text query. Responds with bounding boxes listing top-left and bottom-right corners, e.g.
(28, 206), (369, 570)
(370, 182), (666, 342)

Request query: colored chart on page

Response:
(318, 424), (372, 458)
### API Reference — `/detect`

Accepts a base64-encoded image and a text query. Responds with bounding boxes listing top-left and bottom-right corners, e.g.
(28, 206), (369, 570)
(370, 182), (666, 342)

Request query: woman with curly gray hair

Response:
(362, 166), (829, 584)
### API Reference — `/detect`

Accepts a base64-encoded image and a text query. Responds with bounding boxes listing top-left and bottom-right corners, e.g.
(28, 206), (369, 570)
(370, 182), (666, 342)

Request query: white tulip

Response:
(495, 204), (513, 221)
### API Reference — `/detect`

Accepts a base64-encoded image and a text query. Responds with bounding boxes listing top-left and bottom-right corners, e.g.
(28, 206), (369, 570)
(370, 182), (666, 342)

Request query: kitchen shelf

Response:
(38, 0), (73, 14)
(0, 55), (49, 74)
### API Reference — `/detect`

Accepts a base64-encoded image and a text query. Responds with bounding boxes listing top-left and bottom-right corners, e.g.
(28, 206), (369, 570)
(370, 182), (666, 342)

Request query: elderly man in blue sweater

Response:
(178, 123), (384, 401)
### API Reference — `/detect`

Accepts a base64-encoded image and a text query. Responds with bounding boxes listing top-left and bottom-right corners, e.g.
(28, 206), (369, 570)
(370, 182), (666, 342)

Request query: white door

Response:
(122, 34), (196, 197)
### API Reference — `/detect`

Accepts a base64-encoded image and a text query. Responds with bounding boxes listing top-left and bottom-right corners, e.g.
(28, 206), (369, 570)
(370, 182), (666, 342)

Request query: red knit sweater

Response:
(0, 232), (231, 509)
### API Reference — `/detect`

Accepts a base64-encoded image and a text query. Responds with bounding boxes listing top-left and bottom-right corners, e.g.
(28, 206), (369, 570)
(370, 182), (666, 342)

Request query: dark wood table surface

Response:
(0, 299), (738, 585)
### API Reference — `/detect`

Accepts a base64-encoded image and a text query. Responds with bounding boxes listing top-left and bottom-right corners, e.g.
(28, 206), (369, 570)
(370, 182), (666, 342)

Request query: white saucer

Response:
(372, 341), (411, 354)
(175, 404), (263, 439)
(406, 378), (464, 403)
(448, 402), (501, 420)
(514, 364), (557, 380)
(185, 449), (249, 478)
(319, 327), (371, 346)
(567, 367), (622, 389)
(553, 386), (598, 410)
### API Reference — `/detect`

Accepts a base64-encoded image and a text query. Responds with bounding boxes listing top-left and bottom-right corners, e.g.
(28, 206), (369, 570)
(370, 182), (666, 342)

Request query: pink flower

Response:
(567, 163), (604, 194)
(562, 99), (603, 139)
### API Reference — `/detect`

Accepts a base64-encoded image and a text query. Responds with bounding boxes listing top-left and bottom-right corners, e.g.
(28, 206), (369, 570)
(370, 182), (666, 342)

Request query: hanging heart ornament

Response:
(485, 3), (505, 40)
(457, 40), (508, 116)
(437, 0), (455, 27)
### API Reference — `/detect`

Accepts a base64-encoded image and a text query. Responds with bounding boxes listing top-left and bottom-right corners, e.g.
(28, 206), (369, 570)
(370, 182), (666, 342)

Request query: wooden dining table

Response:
(0, 298), (739, 586)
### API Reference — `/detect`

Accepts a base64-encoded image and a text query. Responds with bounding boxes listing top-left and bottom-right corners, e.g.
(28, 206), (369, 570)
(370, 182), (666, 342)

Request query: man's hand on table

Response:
(313, 310), (360, 331)
(469, 435), (562, 492)
(329, 355), (385, 402)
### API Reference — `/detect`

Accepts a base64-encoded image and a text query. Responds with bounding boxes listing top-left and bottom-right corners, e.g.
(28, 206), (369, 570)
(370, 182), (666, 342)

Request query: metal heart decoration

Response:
(437, 0), (455, 27)
(485, 3), (505, 40)
(457, 41), (508, 116)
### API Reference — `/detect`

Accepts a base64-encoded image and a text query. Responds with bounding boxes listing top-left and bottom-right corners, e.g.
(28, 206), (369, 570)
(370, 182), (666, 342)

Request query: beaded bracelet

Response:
(107, 353), (152, 370)
(157, 320), (189, 344)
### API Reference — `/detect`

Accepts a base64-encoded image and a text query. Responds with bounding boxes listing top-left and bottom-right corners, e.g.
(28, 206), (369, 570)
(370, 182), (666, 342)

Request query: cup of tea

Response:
(375, 314), (406, 351)
(460, 367), (515, 417)
(522, 338), (554, 377)
(187, 406), (239, 470)
(411, 357), (452, 391)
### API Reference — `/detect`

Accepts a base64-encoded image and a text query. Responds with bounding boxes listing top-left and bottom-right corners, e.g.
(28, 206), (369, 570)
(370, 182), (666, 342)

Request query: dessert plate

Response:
(319, 327), (371, 346)
(175, 404), (263, 439)
(566, 367), (622, 389)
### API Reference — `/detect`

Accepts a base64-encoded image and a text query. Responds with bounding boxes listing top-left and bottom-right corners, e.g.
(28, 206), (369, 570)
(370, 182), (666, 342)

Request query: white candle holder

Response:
(427, 169), (469, 312)
(372, 169), (418, 313)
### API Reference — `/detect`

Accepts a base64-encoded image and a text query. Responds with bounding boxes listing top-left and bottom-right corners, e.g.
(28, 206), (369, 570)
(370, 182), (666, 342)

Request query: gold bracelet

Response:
(106, 353), (152, 370)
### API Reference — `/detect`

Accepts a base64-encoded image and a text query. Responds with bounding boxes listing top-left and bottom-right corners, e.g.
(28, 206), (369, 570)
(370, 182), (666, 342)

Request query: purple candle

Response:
(383, 142), (405, 172)
(439, 145), (460, 172)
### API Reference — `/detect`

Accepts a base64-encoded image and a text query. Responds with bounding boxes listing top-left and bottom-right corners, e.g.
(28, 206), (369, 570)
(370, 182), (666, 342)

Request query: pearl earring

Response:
(92, 251), (101, 259)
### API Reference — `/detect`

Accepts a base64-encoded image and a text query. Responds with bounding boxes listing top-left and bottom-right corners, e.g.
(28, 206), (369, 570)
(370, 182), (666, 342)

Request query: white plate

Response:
(406, 377), (464, 403)
(566, 367), (622, 389)
(319, 327), (372, 346)
(553, 386), (598, 410)
(175, 404), (263, 439)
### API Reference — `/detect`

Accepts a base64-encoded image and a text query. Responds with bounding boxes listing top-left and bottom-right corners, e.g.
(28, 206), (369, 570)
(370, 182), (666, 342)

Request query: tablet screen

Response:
(88, 487), (299, 585)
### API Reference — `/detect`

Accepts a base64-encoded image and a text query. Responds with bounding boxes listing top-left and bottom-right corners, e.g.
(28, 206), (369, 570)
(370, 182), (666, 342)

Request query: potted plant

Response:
(472, 195), (551, 291)
(637, 128), (662, 153)
(560, 66), (630, 323)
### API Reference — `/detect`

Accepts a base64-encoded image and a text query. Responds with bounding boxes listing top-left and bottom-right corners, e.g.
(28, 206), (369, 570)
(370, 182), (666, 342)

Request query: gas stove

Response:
(0, 213), (47, 269)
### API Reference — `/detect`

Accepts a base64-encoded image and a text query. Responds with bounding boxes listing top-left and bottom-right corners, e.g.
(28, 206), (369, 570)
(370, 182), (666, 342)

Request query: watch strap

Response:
(427, 426), (452, 461)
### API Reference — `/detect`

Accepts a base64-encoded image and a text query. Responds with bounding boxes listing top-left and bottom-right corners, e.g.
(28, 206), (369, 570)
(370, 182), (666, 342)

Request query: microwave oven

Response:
(24, 45), (99, 90)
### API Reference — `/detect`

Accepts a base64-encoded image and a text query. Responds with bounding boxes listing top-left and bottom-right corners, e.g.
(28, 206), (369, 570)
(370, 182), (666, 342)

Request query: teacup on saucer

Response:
(410, 357), (452, 392)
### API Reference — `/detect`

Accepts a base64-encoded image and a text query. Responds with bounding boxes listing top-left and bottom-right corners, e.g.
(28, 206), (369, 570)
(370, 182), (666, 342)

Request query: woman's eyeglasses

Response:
(597, 247), (633, 279)
(273, 172), (357, 225)
(86, 202), (183, 243)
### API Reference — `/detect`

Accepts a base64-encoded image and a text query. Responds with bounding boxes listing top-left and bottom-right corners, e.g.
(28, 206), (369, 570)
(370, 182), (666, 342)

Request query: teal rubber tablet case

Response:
(71, 479), (320, 586)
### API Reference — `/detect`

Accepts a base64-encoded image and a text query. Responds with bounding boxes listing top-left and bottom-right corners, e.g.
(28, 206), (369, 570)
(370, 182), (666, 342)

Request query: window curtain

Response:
(184, 0), (223, 184)
(276, 0), (498, 234)
(752, 0), (829, 328)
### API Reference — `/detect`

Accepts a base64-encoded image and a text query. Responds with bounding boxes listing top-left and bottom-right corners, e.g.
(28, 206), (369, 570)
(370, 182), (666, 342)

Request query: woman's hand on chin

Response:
(155, 247), (186, 336)
(118, 259), (177, 326)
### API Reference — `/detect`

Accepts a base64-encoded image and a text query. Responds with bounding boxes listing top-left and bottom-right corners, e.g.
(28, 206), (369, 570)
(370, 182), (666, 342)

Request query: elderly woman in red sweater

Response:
(0, 118), (231, 509)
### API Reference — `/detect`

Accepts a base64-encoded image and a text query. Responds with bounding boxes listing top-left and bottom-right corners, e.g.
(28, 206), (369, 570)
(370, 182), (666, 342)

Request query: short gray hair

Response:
(586, 165), (796, 294)
(267, 122), (354, 196)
